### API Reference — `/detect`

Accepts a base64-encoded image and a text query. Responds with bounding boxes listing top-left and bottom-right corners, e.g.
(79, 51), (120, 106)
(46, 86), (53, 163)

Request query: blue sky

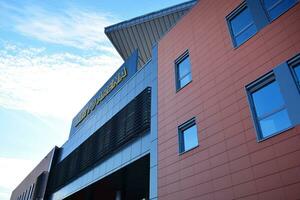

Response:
(0, 0), (188, 199)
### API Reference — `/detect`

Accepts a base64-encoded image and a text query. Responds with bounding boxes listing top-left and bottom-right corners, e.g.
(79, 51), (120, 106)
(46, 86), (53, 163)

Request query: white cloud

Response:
(0, 43), (123, 198)
(0, 4), (124, 121)
(0, 157), (38, 200)
(0, 4), (124, 199)
(0, 44), (123, 121)
(4, 4), (121, 50)
(0, 191), (10, 200)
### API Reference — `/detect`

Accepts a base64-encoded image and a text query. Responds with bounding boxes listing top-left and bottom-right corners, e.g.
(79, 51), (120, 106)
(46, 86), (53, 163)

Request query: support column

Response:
(115, 191), (122, 200)
(149, 45), (158, 200)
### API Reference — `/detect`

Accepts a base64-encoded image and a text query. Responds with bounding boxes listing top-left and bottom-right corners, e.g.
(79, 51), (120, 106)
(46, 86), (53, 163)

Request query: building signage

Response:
(69, 50), (138, 137)
(75, 67), (127, 127)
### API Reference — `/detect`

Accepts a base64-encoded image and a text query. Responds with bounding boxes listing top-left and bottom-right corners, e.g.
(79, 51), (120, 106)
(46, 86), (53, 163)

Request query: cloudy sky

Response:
(0, 0), (188, 199)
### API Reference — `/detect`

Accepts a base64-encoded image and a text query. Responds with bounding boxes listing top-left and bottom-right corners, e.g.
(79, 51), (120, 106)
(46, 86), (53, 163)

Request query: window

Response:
(175, 51), (192, 90)
(226, 1), (298, 48)
(289, 55), (300, 90)
(30, 184), (35, 199)
(247, 74), (292, 140)
(227, 3), (257, 47)
(27, 185), (32, 200)
(178, 118), (198, 153)
(261, 0), (297, 21)
(25, 190), (28, 200)
(293, 63), (300, 86)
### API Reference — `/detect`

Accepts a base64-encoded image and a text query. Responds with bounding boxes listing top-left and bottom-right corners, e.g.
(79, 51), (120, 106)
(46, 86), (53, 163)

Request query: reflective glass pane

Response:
(294, 64), (300, 83)
(263, 0), (281, 9)
(252, 81), (285, 118)
(263, 0), (296, 20)
(178, 56), (191, 79)
(180, 73), (192, 88)
(259, 109), (291, 138)
(183, 124), (198, 152)
(235, 23), (257, 46)
(230, 6), (257, 46)
(230, 7), (255, 35)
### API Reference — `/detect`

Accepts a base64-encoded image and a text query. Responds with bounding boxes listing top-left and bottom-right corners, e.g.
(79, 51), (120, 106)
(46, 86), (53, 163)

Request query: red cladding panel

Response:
(157, 0), (300, 199)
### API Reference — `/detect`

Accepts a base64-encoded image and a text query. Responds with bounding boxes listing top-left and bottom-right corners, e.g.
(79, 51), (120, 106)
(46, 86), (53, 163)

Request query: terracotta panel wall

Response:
(157, 1), (300, 200)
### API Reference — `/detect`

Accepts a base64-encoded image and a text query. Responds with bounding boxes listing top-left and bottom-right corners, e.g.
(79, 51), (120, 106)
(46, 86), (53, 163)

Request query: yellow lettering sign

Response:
(75, 68), (128, 127)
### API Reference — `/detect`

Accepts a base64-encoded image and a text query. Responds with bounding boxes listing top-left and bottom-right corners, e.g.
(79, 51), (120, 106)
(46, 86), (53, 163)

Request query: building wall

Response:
(49, 46), (158, 200)
(61, 51), (138, 161)
(157, 1), (300, 200)
(10, 148), (56, 200)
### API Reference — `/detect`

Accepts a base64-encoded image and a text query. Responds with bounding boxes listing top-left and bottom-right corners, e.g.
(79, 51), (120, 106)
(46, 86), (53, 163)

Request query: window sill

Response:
(257, 125), (294, 142)
(179, 144), (199, 156)
(176, 80), (192, 93)
(232, 31), (258, 49)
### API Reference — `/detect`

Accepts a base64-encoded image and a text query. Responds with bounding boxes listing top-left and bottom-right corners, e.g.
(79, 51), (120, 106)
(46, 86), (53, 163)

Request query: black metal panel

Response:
(47, 87), (151, 193)
(32, 171), (49, 199)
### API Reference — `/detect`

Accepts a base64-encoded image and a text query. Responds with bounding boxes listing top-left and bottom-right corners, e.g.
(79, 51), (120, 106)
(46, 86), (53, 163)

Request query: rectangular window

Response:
(261, 0), (296, 21)
(247, 73), (292, 140)
(175, 51), (192, 90)
(178, 118), (198, 153)
(30, 184), (35, 199)
(289, 55), (300, 91)
(293, 63), (300, 86)
(227, 3), (257, 47)
(27, 185), (32, 200)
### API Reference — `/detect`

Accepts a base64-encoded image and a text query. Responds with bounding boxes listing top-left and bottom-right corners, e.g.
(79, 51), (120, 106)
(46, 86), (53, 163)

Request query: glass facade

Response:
(251, 80), (291, 138)
(228, 5), (257, 46)
(176, 53), (192, 89)
(179, 119), (198, 153)
(262, 0), (296, 20)
(293, 63), (300, 86)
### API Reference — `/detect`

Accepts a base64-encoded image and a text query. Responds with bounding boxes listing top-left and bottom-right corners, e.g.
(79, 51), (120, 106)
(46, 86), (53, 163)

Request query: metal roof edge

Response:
(104, 0), (198, 33)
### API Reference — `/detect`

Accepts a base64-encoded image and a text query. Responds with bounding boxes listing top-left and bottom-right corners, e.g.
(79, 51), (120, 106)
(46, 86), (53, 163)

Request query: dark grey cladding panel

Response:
(117, 28), (131, 59)
(111, 30), (128, 59)
(131, 25), (148, 64)
(10, 148), (57, 200)
(149, 20), (160, 40)
(144, 21), (156, 46)
(138, 23), (152, 59)
(105, 0), (198, 68)
(106, 32), (123, 61)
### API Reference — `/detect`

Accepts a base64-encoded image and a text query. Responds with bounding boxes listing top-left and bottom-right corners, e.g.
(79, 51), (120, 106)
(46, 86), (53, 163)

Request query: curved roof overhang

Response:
(105, 0), (198, 68)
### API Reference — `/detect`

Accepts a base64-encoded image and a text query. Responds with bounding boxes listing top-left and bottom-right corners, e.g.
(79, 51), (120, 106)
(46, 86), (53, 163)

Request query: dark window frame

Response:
(175, 50), (192, 92)
(288, 53), (300, 92)
(30, 184), (35, 199)
(226, 1), (257, 47)
(260, 0), (297, 21)
(246, 71), (293, 141)
(226, 0), (298, 48)
(178, 117), (199, 154)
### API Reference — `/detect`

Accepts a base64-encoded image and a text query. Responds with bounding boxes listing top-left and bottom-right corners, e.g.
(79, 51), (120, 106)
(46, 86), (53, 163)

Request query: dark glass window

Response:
(249, 76), (292, 139)
(228, 4), (257, 47)
(28, 185), (33, 200)
(262, 0), (296, 21)
(293, 63), (300, 86)
(179, 118), (198, 153)
(176, 52), (192, 90)
(30, 184), (35, 199)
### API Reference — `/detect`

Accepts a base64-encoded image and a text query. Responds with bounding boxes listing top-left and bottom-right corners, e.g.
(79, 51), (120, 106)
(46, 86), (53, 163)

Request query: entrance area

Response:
(64, 155), (149, 200)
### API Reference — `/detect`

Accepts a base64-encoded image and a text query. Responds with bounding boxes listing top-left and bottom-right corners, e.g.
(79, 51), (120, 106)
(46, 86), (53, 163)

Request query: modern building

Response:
(11, 0), (300, 200)
(10, 148), (58, 200)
